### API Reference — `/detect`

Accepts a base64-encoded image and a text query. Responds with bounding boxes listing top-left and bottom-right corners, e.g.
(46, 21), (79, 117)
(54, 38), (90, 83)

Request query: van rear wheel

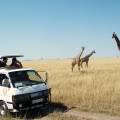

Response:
(0, 101), (8, 116)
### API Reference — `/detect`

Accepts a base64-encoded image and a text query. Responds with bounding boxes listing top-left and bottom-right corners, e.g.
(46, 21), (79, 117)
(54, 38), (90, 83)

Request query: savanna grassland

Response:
(23, 57), (120, 116)
(1, 57), (120, 120)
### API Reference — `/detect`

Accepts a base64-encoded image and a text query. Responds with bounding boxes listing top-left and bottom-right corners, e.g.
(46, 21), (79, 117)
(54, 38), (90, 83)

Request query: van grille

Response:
(12, 89), (49, 110)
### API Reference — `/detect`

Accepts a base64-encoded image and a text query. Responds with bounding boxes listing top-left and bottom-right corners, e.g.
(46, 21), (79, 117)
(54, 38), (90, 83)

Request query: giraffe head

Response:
(112, 32), (116, 39)
(81, 46), (85, 51)
(92, 50), (96, 54)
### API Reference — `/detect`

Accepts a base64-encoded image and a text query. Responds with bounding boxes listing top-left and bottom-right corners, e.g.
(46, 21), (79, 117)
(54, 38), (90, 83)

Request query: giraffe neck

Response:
(114, 34), (120, 50)
(84, 52), (94, 59)
(114, 35), (120, 44)
(78, 49), (84, 59)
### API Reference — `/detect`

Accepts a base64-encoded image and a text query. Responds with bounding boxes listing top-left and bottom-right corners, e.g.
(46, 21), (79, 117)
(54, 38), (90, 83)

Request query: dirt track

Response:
(64, 110), (120, 120)
(40, 110), (120, 120)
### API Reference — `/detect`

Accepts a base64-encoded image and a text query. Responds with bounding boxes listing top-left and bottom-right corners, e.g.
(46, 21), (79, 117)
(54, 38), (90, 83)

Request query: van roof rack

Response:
(0, 55), (24, 59)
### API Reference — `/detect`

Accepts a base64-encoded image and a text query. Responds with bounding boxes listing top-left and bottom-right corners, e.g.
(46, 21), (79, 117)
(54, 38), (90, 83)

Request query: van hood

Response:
(15, 83), (48, 95)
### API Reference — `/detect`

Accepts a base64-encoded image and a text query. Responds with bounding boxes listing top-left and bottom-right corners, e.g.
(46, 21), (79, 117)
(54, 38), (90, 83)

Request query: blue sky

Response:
(0, 0), (120, 59)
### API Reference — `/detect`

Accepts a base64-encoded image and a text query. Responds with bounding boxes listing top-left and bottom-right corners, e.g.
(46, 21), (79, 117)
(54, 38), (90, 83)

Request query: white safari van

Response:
(0, 55), (51, 116)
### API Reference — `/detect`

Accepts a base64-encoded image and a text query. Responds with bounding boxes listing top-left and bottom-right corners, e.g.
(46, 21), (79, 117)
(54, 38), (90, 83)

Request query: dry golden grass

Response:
(1, 57), (120, 120)
(22, 57), (120, 115)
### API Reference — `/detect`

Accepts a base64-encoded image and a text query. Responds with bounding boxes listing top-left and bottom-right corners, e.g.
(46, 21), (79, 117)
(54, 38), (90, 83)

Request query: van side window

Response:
(0, 74), (8, 86)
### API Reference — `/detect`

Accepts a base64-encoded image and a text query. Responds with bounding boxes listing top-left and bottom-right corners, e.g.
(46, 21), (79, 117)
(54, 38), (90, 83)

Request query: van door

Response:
(0, 74), (11, 102)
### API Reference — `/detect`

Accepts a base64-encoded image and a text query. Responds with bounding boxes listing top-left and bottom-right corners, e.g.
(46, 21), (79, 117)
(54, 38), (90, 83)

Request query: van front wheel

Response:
(0, 101), (8, 116)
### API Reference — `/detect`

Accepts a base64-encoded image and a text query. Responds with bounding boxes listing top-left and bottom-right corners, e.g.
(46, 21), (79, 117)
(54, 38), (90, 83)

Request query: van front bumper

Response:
(10, 102), (49, 113)
(11, 88), (51, 112)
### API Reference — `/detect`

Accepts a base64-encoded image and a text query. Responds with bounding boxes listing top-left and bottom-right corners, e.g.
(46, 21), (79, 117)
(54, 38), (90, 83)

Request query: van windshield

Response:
(9, 70), (44, 88)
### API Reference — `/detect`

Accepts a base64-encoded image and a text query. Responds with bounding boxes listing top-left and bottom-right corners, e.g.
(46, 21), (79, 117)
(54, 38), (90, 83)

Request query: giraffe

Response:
(71, 47), (85, 72)
(112, 32), (120, 51)
(80, 50), (96, 68)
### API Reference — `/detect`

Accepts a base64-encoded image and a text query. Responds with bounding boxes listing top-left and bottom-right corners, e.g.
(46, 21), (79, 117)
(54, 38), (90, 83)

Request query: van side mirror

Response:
(2, 79), (10, 87)
(45, 72), (48, 83)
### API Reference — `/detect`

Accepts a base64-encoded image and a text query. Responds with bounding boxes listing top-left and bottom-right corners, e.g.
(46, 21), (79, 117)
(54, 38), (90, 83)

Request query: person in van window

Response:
(0, 57), (8, 67)
(10, 58), (23, 68)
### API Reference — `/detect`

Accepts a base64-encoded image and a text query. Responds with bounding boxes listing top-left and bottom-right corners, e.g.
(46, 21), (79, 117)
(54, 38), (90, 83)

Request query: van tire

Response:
(0, 101), (8, 116)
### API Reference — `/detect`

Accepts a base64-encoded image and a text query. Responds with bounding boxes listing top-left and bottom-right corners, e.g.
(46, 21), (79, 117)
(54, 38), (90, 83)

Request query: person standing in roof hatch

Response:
(10, 57), (23, 68)
(0, 57), (8, 67)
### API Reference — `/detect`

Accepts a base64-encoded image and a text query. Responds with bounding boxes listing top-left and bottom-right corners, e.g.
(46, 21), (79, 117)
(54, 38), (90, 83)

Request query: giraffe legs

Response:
(78, 62), (80, 71)
(78, 65), (80, 71)
(72, 63), (81, 72)
(80, 61), (83, 68)
(71, 65), (74, 72)
(71, 63), (76, 72)
(71, 60), (83, 72)
(85, 61), (88, 67)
